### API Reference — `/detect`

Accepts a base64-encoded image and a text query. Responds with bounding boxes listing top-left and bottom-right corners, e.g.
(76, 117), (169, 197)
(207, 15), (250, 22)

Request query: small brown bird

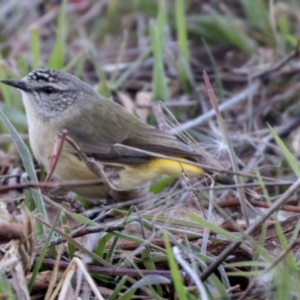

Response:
(1, 69), (226, 201)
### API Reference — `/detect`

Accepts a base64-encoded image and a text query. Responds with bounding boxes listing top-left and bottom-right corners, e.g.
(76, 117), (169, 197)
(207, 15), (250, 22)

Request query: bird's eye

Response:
(43, 86), (54, 94)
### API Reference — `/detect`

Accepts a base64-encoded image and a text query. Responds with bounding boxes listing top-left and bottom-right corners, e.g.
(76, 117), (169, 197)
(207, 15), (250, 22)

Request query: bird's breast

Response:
(27, 113), (99, 186)
(28, 117), (57, 171)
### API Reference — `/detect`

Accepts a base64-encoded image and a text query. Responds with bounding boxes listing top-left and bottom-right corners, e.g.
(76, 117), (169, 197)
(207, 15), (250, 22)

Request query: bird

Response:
(1, 69), (229, 202)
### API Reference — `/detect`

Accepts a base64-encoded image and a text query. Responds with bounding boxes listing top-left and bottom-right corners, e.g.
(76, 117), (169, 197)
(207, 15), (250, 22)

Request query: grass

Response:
(1, 0), (300, 299)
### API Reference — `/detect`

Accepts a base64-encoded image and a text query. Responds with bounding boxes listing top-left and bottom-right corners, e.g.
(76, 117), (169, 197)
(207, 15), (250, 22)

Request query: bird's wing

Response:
(61, 99), (199, 164)
(75, 127), (199, 164)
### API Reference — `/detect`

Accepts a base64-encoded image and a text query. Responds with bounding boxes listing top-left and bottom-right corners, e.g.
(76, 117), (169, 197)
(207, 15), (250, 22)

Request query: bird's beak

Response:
(0, 80), (29, 91)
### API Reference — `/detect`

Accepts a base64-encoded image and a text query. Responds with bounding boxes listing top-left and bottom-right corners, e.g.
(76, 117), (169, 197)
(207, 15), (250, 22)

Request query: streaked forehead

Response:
(26, 69), (58, 83)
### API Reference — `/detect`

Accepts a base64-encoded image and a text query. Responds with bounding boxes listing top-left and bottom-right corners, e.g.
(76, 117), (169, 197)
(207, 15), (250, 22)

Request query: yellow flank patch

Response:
(107, 157), (204, 190)
(53, 152), (204, 196)
(146, 158), (204, 178)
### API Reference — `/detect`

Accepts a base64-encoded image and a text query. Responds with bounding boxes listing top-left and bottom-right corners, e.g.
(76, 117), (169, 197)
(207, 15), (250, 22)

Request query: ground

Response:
(1, 0), (300, 299)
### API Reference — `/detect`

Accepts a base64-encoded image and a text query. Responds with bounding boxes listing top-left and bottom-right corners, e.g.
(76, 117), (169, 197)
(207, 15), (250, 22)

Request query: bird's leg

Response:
(42, 129), (68, 194)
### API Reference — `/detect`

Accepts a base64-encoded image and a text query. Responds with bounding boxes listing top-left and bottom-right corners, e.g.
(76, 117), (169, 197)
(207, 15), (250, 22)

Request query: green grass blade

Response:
(106, 236), (118, 263)
(174, 0), (194, 93)
(112, 47), (151, 90)
(30, 25), (40, 70)
(241, 0), (276, 47)
(175, 0), (189, 60)
(90, 55), (111, 98)
(60, 211), (76, 257)
(47, 0), (67, 69)
(164, 232), (188, 300)
(149, 176), (173, 193)
(18, 54), (29, 76)
(0, 104), (48, 233)
(268, 124), (300, 177)
(150, 16), (169, 102)
(0, 273), (14, 300)
(0, 102), (27, 128)
(95, 233), (112, 258)
(107, 276), (128, 300)
(0, 65), (13, 106)
(118, 289), (136, 300)
(187, 213), (238, 241)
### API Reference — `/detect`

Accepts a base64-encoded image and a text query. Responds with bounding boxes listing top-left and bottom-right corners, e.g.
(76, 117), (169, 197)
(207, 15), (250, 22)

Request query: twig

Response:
(37, 258), (182, 279)
(205, 197), (300, 213)
(0, 178), (104, 193)
(252, 46), (300, 80)
(48, 225), (124, 248)
(43, 130), (68, 190)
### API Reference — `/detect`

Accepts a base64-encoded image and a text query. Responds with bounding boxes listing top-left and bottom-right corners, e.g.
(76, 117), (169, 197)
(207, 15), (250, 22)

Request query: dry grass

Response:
(1, 0), (300, 299)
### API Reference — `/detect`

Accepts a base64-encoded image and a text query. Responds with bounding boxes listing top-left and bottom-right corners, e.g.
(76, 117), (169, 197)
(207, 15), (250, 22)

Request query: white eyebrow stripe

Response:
(27, 69), (57, 83)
